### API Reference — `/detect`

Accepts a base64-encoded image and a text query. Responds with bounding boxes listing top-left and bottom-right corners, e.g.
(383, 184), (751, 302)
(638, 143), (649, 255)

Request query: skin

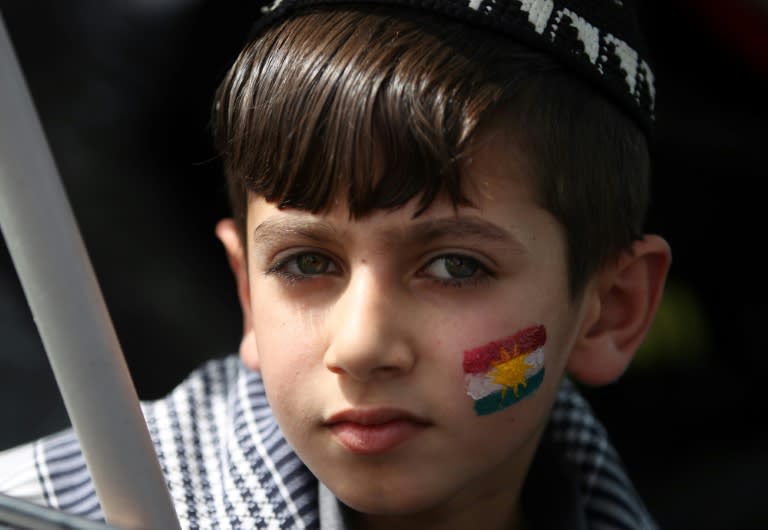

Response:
(216, 127), (671, 530)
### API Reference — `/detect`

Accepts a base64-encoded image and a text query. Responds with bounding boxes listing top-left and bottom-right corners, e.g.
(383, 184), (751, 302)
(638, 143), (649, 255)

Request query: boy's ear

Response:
(567, 235), (671, 385)
(215, 219), (259, 370)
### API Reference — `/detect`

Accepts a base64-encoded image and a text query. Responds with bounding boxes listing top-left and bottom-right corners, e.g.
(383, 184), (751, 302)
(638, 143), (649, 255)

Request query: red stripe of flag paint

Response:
(463, 325), (547, 416)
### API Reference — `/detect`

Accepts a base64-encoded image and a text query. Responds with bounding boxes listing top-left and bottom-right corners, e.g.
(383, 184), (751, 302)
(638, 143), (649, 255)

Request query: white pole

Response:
(0, 13), (180, 530)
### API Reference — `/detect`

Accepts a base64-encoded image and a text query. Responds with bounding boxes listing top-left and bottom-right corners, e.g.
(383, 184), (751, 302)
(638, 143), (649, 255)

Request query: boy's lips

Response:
(325, 408), (430, 455)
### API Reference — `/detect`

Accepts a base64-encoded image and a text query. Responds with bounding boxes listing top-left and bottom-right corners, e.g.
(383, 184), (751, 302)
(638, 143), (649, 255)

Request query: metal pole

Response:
(0, 12), (180, 530)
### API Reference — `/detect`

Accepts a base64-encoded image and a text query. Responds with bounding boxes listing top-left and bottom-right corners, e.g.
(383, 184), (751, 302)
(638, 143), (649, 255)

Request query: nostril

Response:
(326, 363), (345, 375)
(324, 346), (416, 381)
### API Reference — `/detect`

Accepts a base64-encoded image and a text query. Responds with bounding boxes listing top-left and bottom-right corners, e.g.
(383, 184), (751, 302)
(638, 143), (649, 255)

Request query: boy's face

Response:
(236, 132), (600, 522)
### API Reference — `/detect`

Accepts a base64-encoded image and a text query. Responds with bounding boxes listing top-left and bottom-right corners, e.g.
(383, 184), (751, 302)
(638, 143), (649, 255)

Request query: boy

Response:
(0, 0), (670, 528)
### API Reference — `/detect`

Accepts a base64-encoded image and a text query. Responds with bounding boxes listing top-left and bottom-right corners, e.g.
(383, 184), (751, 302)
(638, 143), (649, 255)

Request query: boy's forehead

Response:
(245, 136), (540, 247)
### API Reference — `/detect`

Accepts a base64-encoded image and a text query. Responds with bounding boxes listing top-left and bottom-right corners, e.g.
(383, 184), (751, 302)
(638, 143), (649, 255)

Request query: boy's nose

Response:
(324, 270), (416, 381)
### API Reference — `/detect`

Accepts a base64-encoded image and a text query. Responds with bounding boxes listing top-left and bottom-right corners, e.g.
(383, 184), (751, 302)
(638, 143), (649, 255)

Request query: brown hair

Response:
(212, 6), (649, 296)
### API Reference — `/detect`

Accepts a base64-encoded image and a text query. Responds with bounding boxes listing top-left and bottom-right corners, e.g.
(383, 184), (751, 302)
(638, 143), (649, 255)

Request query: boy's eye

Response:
(428, 256), (479, 280)
(421, 255), (486, 282)
(294, 253), (333, 275)
(277, 252), (338, 277)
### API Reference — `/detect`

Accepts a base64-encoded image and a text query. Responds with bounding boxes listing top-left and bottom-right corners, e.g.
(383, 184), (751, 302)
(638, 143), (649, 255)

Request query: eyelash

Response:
(266, 252), (493, 288)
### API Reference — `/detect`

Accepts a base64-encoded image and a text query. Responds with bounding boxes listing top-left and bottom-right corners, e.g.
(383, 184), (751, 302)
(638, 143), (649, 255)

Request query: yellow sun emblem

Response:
(489, 345), (533, 398)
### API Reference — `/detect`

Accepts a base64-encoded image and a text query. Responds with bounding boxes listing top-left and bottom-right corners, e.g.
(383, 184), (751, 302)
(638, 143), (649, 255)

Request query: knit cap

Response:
(250, 0), (655, 137)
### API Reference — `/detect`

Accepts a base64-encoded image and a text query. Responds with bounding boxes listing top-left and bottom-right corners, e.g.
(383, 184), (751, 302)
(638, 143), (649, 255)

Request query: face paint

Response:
(463, 325), (546, 416)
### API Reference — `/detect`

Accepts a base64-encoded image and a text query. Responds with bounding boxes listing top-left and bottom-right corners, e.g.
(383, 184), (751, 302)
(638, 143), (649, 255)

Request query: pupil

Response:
(297, 253), (328, 274)
(445, 256), (476, 278)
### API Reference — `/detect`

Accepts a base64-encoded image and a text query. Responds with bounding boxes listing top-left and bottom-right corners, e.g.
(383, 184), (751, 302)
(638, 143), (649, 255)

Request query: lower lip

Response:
(329, 420), (426, 454)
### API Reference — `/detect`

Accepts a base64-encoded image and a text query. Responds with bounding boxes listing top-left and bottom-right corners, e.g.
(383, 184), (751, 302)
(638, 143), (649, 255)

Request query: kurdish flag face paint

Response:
(463, 325), (546, 416)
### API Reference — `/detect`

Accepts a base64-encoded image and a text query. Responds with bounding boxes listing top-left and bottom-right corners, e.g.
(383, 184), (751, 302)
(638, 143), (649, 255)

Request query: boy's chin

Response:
(334, 486), (449, 518)
(331, 480), (522, 529)
(322, 471), (481, 520)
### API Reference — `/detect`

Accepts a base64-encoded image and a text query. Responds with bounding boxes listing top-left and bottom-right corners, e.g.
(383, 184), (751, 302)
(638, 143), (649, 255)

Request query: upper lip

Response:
(324, 407), (430, 426)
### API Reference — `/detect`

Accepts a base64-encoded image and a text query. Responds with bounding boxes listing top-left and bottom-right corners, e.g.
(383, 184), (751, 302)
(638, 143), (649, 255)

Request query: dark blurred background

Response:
(0, 1), (766, 528)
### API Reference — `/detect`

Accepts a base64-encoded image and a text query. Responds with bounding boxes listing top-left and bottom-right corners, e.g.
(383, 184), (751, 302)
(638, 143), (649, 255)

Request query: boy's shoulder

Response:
(0, 357), (657, 529)
(543, 380), (658, 529)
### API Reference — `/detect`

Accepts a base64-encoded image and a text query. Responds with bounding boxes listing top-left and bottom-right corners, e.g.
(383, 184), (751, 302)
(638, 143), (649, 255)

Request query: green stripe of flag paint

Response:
(473, 369), (545, 416)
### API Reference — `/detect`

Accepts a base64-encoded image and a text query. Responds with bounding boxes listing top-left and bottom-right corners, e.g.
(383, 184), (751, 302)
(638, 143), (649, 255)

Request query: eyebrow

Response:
(401, 217), (515, 246)
(252, 216), (519, 251)
(252, 217), (339, 250)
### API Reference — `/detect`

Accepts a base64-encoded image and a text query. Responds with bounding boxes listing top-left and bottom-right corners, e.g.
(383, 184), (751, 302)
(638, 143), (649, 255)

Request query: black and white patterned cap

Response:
(251, 0), (655, 136)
